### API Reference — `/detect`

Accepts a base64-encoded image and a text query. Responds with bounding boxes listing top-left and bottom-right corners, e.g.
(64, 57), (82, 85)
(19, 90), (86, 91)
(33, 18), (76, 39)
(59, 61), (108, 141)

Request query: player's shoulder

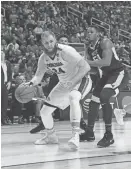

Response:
(100, 37), (114, 49)
(38, 52), (47, 62)
(57, 43), (76, 53)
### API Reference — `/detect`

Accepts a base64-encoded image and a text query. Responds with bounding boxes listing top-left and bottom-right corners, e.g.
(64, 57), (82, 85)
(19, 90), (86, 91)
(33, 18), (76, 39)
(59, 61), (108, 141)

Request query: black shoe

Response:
(80, 119), (87, 131)
(79, 127), (95, 142)
(30, 121), (45, 134)
(97, 132), (114, 148)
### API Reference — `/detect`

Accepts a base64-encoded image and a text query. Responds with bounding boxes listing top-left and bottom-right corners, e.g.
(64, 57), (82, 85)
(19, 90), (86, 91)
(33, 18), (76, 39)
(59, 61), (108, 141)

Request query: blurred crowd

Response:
(1, 1), (131, 125)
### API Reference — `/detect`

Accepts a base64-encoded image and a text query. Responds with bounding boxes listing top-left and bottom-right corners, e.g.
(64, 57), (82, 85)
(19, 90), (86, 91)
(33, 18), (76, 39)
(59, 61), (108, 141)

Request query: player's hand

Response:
(22, 81), (33, 87)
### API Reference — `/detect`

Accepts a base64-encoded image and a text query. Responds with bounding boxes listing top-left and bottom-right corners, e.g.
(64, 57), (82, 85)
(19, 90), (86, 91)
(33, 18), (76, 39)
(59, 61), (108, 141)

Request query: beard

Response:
(43, 44), (58, 56)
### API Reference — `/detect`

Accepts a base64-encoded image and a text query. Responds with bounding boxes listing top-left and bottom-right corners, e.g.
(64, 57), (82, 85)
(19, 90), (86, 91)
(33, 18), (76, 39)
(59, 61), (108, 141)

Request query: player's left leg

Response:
(68, 75), (92, 149)
(97, 70), (125, 147)
(97, 87), (115, 147)
(34, 82), (68, 145)
(68, 90), (82, 149)
(35, 103), (58, 145)
(80, 75), (92, 131)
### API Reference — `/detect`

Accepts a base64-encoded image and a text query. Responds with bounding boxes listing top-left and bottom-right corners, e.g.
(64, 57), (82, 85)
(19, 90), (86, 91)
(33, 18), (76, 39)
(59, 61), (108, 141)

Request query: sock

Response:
(105, 124), (112, 133)
(71, 122), (80, 132)
(87, 125), (94, 130)
(47, 127), (55, 134)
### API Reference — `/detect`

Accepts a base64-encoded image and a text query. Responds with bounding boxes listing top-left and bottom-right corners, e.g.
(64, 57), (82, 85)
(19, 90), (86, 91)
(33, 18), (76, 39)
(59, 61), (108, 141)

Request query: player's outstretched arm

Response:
(30, 54), (47, 86)
(87, 40), (113, 67)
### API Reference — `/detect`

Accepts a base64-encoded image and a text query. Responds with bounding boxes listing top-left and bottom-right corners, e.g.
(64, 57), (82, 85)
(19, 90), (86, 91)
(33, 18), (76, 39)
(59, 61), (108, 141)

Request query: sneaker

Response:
(114, 108), (126, 125)
(30, 121), (45, 134)
(97, 132), (114, 148)
(79, 127), (95, 142)
(35, 130), (59, 145)
(68, 131), (79, 150)
(80, 119), (87, 131)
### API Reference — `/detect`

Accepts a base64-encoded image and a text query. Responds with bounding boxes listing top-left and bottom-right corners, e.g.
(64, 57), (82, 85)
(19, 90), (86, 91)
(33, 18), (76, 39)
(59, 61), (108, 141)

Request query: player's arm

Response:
(30, 54), (47, 86)
(87, 40), (113, 67)
(62, 47), (90, 86)
(85, 44), (92, 60)
(73, 58), (90, 86)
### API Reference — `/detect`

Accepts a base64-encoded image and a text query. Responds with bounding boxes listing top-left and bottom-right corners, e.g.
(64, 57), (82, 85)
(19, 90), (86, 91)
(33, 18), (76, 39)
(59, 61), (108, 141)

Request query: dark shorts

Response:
(92, 69), (128, 98)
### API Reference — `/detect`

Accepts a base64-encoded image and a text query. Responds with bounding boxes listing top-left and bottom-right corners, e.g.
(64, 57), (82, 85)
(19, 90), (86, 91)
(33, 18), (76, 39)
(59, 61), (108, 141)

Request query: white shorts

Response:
(45, 75), (92, 110)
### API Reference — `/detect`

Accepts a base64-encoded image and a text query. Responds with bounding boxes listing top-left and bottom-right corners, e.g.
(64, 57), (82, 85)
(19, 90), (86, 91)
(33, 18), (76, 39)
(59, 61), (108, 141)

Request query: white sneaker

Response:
(114, 109), (126, 125)
(68, 131), (79, 150)
(35, 130), (59, 145)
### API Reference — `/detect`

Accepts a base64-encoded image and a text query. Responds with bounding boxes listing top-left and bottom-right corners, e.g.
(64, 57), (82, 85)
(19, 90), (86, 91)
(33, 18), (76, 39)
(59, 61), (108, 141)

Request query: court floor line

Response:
(89, 160), (131, 166)
(1, 154), (117, 168)
(2, 128), (131, 135)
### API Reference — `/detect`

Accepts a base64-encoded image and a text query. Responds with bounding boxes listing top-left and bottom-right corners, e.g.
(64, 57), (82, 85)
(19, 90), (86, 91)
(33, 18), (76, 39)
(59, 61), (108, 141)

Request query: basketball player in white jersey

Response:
(28, 31), (91, 149)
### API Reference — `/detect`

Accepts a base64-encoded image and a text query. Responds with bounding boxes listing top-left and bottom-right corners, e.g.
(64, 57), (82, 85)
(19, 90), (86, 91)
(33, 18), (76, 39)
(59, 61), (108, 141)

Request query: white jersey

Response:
(44, 44), (83, 82)
(32, 44), (84, 84)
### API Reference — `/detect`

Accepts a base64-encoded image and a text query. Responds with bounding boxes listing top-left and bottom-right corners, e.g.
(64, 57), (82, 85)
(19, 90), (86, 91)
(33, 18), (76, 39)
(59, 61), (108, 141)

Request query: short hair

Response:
(88, 25), (100, 32)
(41, 31), (56, 40)
(57, 34), (69, 41)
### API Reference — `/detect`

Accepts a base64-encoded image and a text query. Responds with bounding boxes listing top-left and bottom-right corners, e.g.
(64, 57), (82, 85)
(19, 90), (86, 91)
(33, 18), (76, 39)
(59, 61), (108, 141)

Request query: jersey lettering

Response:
(92, 50), (101, 61)
(52, 67), (65, 74)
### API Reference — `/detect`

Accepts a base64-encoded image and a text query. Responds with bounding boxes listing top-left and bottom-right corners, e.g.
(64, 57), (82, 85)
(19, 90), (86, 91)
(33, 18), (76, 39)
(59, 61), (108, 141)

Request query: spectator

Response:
(1, 51), (12, 125)
(11, 74), (25, 124)
(33, 21), (43, 42)
(7, 38), (19, 52)
(1, 39), (8, 52)
(70, 34), (80, 43)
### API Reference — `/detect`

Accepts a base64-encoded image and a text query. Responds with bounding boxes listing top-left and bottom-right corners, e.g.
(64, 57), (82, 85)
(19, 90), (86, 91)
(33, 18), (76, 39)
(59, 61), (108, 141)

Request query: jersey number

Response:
(52, 67), (65, 74)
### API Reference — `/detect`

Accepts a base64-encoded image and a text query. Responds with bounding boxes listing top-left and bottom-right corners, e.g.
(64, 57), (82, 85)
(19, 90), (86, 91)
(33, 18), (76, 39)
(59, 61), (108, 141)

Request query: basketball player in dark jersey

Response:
(80, 26), (126, 147)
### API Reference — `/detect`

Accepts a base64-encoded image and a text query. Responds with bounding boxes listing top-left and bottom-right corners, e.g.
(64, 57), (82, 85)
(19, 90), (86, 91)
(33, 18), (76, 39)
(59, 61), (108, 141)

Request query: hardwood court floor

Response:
(1, 119), (131, 169)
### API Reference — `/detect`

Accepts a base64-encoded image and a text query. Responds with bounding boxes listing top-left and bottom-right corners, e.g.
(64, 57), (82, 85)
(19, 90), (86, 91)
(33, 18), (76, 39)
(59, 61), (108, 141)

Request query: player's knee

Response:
(100, 89), (110, 103)
(69, 90), (81, 101)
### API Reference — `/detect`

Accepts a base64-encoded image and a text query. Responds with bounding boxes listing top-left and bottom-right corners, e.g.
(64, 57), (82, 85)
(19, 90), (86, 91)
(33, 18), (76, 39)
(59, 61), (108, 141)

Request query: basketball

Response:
(15, 83), (38, 103)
